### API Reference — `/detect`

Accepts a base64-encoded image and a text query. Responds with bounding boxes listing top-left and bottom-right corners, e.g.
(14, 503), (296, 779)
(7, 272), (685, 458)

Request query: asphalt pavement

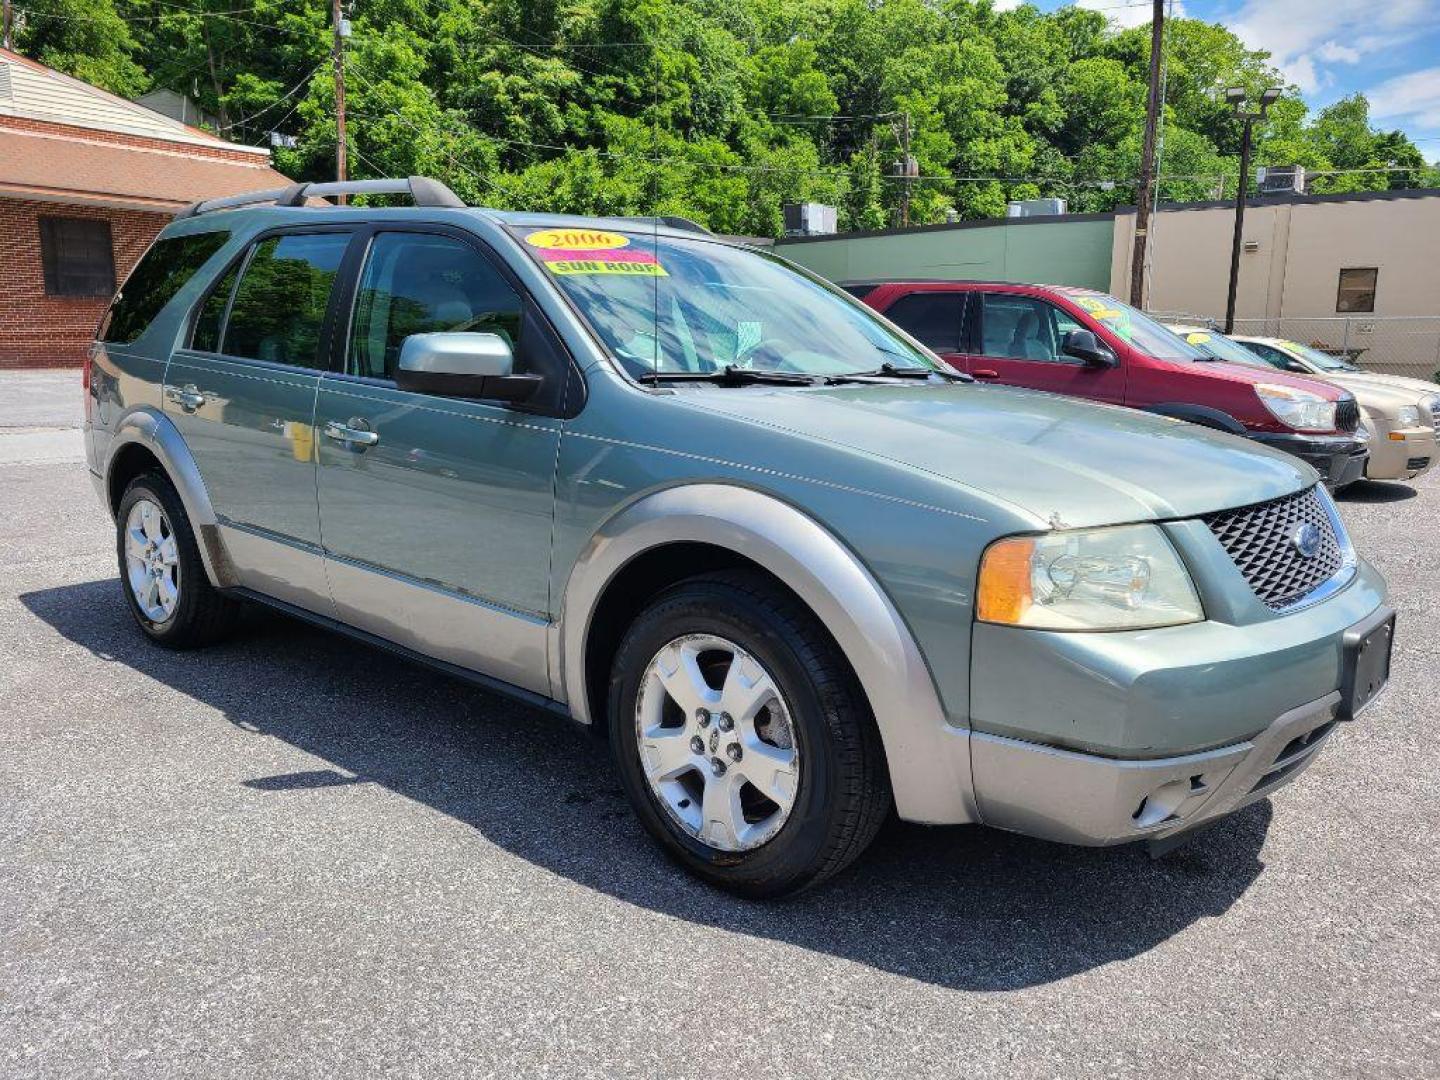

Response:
(2, 370), (1437, 1078)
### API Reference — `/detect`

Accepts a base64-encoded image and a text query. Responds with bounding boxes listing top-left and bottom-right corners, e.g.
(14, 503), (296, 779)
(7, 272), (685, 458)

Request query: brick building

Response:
(0, 48), (294, 368)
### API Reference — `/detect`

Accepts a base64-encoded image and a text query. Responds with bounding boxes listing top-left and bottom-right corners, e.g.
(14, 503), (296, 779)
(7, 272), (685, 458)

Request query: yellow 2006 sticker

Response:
(1186, 332), (1212, 344)
(526, 228), (630, 251)
(544, 258), (667, 277)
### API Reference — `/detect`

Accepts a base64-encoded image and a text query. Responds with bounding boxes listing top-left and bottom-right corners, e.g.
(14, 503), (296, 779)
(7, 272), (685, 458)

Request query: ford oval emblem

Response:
(1291, 522), (1322, 558)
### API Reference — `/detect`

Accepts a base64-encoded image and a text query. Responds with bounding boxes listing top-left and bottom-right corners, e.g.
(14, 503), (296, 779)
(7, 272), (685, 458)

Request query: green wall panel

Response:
(774, 216), (1115, 291)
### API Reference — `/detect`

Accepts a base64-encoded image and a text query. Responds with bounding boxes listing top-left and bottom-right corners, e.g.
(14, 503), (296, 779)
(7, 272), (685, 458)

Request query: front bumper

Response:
(1251, 431), (1368, 488)
(970, 691), (1342, 846)
(1363, 423), (1436, 481)
(965, 558), (1390, 845)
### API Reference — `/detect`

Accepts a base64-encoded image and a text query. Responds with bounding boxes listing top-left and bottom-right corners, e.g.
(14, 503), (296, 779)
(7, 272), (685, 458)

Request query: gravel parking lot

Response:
(2, 370), (1437, 1078)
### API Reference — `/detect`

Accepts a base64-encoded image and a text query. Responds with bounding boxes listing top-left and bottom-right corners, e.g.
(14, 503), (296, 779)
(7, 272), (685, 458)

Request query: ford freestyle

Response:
(86, 178), (1393, 897)
(855, 280), (1370, 489)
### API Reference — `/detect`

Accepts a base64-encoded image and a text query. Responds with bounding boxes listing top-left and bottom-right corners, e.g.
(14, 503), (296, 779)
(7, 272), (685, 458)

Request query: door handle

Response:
(164, 383), (206, 410)
(972, 368), (999, 379)
(323, 420), (381, 448)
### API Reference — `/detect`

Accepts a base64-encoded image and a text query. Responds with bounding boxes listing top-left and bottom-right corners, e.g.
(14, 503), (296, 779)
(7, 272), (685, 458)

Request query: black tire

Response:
(608, 570), (891, 898)
(116, 471), (240, 649)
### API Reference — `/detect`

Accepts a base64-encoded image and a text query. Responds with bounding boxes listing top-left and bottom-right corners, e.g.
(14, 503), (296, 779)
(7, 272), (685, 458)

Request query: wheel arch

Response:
(104, 408), (236, 588)
(559, 483), (977, 824)
(1143, 402), (1249, 435)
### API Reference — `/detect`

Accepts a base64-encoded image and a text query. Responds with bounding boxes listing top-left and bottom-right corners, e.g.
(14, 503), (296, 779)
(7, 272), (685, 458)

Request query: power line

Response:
(219, 60), (324, 132)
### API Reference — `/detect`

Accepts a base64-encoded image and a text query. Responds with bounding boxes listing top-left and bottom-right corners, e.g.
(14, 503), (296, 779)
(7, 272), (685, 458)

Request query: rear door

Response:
(165, 227), (353, 613)
(313, 225), (569, 694)
(963, 291), (1127, 405)
(876, 290), (969, 372)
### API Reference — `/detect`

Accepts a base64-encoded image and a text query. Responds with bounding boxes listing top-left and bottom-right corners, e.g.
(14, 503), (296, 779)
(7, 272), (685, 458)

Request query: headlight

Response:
(1254, 383), (1337, 432)
(1396, 405), (1422, 429)
(977, 524), (1204, 631)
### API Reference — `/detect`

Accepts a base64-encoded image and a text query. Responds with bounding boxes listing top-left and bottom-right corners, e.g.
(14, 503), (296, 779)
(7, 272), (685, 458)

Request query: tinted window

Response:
(978, 295), (1081, 362)
(41, 217), (116, 299)
(349, 233), (523, 380)
(224, 232), (349, 368)
(103, 230), (227, 344)
(191, 262), (239, 353)
(884, 293), (966, 352)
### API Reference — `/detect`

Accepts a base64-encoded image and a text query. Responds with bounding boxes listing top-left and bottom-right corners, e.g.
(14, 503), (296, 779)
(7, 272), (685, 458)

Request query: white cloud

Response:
(991, 0), (1024, 10)
(1076, 0), (1185, 31)
(1315, 41), (1361, 65)
(1367, 66), (1440, 130)
(1231, 0), (1437, 95)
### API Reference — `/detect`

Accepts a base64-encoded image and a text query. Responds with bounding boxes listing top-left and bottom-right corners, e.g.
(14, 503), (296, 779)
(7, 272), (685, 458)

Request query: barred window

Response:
(39, 217), (115, 298)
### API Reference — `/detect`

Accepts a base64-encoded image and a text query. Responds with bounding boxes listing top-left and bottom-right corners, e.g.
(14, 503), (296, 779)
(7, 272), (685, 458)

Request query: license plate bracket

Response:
(1338, 609), (1395, 721)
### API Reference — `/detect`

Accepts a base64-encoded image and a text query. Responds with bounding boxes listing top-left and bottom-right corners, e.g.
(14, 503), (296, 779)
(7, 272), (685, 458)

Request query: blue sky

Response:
(1019, 0), (1440, 161)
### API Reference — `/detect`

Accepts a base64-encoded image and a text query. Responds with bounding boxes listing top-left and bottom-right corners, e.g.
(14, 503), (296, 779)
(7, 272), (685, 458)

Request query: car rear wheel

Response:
(608, 570), (890, 898)
(116, 472), (239, 648)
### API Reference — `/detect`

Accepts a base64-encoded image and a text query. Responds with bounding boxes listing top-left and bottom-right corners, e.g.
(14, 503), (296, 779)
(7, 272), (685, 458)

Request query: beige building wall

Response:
(1110, 191), (1440, 380)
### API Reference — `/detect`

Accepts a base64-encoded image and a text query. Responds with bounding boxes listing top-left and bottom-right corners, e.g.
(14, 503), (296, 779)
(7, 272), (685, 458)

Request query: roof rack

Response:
(175, 175), (465, 219)
(617, 215), (713, 235)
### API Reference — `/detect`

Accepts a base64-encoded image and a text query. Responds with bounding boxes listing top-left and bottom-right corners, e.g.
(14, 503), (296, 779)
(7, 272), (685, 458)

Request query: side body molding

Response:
(104, 407), (238, 588)
(560, 484), (978, 825)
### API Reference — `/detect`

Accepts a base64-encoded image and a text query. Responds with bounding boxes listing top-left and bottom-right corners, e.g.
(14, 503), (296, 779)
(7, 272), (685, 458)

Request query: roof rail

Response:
(175, 175), (465, 219)
(618, 215), (713, 235)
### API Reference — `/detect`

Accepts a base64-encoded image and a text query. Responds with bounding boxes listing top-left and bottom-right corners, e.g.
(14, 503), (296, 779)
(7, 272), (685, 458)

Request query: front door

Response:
(164, 228), (352, 612)
(314, 228), (566, 695)
(963, 291), (1127, 404)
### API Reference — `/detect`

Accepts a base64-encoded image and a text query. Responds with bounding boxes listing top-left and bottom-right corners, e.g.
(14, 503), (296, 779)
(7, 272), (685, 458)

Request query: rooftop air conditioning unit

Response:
(1256, 165), (1306, 195)
(1006, 197), (1067, 218)
(782, 202), (838, 237)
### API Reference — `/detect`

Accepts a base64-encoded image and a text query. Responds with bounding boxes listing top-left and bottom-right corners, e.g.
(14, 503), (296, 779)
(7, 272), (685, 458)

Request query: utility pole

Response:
(331, 0), (347, 198)
(1223, 87), (1281, 333)
(3, 0), (14, 51)
(1128, 0), (1164, 308)
(899, 111), (912, 229)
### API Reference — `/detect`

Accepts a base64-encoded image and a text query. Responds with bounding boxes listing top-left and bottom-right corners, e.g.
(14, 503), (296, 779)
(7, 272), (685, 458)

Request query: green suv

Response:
(86, 177), (1394, 897)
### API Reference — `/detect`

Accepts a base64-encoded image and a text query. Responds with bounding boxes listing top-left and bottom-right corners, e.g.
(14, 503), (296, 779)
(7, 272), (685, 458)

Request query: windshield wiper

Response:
(827, 362), (973, 384)
(637, 364), (820, 387)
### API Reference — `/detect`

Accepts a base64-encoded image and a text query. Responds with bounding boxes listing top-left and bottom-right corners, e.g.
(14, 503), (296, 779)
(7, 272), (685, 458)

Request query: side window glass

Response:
(349, 233), (523, 381)
(191, 262), (239, 353)
(103, 230), (228, 345)
(224, 232), (350, 368)
(979, 295), (1066, 363)
(1253, 344), (1289, 369)
(883, 293), (965, 353)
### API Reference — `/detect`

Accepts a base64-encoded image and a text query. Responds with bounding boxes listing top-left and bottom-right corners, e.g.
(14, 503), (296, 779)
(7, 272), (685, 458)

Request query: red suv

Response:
(852, 280), (1369, 488)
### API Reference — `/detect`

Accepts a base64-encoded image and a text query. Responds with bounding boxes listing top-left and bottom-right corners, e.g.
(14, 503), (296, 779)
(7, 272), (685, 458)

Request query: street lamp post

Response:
(1223, 86), (1281, 334)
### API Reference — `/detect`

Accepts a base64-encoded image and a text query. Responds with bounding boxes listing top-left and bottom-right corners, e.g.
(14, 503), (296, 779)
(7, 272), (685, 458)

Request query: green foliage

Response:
(14, 0), (1434, 234)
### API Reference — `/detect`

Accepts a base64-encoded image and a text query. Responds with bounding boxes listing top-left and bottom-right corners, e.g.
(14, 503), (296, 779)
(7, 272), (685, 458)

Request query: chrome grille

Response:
(1203, 487), (1345, 611)
(1335, 396), (1359, 433)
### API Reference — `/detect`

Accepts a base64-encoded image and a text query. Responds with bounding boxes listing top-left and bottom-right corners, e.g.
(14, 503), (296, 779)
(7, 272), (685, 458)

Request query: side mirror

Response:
(395, 332), (542, 402)
(1285, 360), (1309, 374)
(1061, 328), (1117, 368)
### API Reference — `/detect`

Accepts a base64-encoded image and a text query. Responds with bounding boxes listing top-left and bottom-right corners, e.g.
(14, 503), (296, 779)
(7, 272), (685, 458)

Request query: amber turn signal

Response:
(976, 537), (1035, 624)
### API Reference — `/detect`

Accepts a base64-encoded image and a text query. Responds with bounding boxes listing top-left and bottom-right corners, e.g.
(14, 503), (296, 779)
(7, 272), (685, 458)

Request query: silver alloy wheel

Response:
(123, 498), (180, 623)
(635, 633), (800, 852)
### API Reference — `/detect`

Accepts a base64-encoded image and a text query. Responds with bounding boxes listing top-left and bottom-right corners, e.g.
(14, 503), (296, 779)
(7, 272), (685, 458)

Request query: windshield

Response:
(514, 227), (937, 379)
(1281, 339), (1360, 372)
(1175, 328), (1271, 367)
(1064, 293), (1209, 361)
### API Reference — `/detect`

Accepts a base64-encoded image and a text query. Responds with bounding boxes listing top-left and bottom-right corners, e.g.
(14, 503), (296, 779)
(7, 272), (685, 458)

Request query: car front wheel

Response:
(608, 571), (890, 898)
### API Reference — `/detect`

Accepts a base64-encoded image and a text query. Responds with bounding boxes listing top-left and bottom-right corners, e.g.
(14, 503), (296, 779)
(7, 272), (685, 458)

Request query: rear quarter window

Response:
(101, 230), (230, 346)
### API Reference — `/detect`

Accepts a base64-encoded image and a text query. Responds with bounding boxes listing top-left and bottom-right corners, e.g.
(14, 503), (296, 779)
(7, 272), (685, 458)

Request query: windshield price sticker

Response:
(525, 228), (630, 251)
(544, 257), (668, 277)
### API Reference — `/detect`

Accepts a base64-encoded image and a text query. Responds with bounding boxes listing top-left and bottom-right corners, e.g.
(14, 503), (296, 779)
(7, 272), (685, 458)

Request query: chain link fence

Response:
(1222, 317), (1440, 384)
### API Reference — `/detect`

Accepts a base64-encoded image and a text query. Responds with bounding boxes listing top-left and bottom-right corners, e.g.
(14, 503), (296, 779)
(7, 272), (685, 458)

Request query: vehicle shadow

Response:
(1336, 479), (1418, 503)
(21, 578), (1273, 993)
